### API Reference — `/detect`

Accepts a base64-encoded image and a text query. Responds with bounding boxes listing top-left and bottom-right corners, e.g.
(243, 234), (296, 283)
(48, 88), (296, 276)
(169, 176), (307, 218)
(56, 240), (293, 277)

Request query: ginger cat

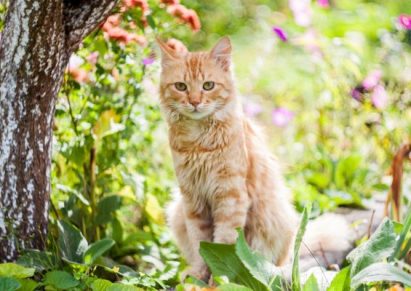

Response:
(157, 37), (299, 281)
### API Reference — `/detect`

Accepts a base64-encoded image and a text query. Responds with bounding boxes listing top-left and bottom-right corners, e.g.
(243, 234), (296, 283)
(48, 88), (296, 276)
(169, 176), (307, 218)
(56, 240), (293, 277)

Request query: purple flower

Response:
(317, 0), (329, 8)
(362, 70), (382, 90)
(244, 101), (262, 117)
(142, 57), (155, 66)
(273, 27), (288, 42)
(371, 85), (388, 109)
(271, 108), (294, 127)
(399, 14), (411, 30)
(351, 87), (363, 102)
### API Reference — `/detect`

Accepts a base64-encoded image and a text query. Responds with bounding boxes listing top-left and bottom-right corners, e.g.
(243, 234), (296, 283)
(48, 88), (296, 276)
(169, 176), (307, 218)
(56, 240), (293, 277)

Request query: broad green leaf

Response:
(351, 262), (411, 289)
(44, 271), (79, 289)
(0, 277), (20, 291)
(235, 229), (277, 286)
(199, 241), (267, 290)
(16, 278), (37, 291)
(392, 205), (411, 260)
(96, 195), (123, 225)
(302, 274), (320, 291)
(327, 267), (350, 291)
(91, 278), (113, 291)
(347, 218), (396, 276)
(107, 283), (142, 291)
(0, 263), (35, 279)
(292, 206), (310, 291)
(57, 220), (88, 263)
(334, 155), (362, 188)
(17, 250), (58, 272)
(218, 283), (254, 291)
(84, 238), (115, 265)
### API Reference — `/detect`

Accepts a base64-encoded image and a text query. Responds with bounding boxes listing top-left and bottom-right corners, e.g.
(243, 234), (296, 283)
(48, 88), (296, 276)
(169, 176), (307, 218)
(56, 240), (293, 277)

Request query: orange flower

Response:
(167, 4), (188, 18)
(105, 26), (130, 43)
(167, 4), (201, 32)
(160, 0), (180, 4)
(102, 14), (121, 31)
(68, 68), (89, 83)
(122, 0), (149, 11)
(185, 9), (201, 31)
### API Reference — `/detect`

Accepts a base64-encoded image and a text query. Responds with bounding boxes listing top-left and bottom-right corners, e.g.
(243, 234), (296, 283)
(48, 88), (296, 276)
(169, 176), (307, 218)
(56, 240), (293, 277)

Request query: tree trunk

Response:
(0, 0), (118, 262)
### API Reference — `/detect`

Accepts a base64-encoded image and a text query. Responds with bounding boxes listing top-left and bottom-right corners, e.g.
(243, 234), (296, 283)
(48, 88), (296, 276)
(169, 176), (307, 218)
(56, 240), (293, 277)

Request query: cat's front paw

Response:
(181, 265), (211, 283)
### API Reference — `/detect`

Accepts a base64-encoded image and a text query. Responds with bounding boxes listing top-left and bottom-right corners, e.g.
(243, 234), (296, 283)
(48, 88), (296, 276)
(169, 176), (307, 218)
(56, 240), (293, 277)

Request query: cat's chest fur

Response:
(169, 118), (247, 201)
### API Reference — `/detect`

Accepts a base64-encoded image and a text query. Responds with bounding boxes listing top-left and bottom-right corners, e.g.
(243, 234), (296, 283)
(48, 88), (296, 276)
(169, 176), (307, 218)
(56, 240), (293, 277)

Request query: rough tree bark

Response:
(0, 0), (119, 262)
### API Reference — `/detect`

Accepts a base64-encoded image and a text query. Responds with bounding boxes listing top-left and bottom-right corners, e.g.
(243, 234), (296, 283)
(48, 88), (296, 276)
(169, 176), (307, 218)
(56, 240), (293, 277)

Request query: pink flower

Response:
(244, 102), (262, 117)
(86, 52), (99, 65)
(398, 14), (411, 30)
(272, 108), (294, 127)
(362, 70), (382, 90)
(317, 0), (329, 8)
(371, 85), (388, 109)
(289, 0), (312, 27)
(142, 57), (155, 66)
(273, 27), (288, 42)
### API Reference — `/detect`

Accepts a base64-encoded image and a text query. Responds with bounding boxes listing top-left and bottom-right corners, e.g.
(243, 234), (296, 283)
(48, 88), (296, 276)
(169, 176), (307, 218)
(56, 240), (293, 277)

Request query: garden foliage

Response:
(0, 0), (411, 289)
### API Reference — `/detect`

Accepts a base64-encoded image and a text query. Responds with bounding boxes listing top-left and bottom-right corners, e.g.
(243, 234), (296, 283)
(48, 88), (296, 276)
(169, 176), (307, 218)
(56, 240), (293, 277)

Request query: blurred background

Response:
(3, 0), (409, 287)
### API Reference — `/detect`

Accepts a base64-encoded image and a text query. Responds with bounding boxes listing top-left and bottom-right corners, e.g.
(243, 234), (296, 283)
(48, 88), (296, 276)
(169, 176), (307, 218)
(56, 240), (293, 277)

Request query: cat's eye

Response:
(203, 81), (215, 91)
(175, 82), (187, 91)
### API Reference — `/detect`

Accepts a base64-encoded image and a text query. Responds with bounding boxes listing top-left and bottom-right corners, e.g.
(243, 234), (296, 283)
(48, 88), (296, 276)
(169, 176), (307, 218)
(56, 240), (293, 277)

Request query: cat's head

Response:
(157, 37), (235, 121)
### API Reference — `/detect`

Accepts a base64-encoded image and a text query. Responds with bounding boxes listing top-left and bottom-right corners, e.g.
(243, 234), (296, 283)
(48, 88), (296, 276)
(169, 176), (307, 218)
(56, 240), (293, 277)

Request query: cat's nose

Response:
(189, 100), (201, 107)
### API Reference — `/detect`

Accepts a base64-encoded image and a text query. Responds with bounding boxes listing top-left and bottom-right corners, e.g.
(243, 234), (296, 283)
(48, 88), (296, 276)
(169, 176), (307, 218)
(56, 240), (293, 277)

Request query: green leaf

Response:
(218, 283), (254, 291)
(0, 277), (21, 291)
(44, 271), (79, 289)
(91, 278), (113, 291)
(146, 15), (156, 29)
(334, 155), (362, 188)
(292, 206), (310, 291)
(57, 220), (88, 263)
(269, 276), (284, 291)
(111, 216), (123, 243)
(347, 217), (396, 276)
(199, 241), (267, 290)
(185, 276), (207, 287)
(234, 229), (277, 286)
(107, 283), (142, 291)
(17, 250), (59, 272)
(16, 278), (38, 291)
(0, 263), (35, 279)
(96, 196), (123, 225)
(327, 267), (350, 291)
(351, 262), (411, 289)
(392, 205), (411, 260)
(84, 238), (115, 265)
(302, 274), (320, 291)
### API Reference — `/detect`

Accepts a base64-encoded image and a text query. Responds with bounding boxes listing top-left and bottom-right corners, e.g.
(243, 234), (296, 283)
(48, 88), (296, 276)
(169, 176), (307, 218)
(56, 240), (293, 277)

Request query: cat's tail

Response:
(277, 213), (354, 283)
(299, 213), (354, 270)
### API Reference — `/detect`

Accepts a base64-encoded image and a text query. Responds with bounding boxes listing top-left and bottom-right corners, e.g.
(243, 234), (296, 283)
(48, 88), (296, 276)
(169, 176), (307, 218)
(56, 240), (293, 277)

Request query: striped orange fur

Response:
(158, 37), (299, 281)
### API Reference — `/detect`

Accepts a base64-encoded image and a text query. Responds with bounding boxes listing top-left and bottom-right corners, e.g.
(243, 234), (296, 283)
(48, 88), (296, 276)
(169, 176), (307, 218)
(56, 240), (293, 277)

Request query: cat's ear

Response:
(155, 37), (187, 65)
(210, 36), (231, 71)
